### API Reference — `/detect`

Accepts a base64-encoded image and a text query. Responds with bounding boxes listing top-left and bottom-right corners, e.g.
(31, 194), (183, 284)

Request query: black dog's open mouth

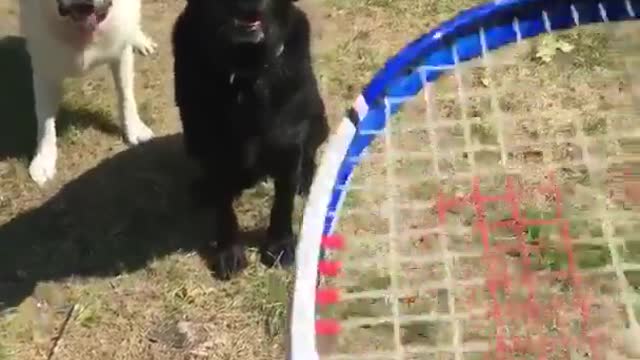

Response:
(58, 3), (110, 32)
(230, 11), (265, 44)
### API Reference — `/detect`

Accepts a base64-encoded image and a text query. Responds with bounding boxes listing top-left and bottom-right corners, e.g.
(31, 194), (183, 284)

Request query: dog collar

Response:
(229, 43), (285, 85)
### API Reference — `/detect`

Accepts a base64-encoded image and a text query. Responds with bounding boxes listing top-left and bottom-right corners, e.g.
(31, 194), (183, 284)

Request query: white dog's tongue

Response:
(78, 13), (99, 32)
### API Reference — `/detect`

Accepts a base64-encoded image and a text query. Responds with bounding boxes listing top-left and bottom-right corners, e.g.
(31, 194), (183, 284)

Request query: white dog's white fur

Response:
(19, 0), (157, 186)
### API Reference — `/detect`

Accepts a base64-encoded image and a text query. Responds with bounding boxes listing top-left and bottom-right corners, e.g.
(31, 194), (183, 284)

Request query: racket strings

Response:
(319, 23), (640, 359)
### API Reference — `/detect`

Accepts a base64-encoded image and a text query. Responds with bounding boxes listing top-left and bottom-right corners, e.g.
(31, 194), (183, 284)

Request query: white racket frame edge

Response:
(290, 117), (357, 360)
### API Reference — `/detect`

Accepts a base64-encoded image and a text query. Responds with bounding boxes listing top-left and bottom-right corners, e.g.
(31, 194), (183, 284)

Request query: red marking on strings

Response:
(318, 260), (342, 277)
(316, 288), (340, 305)
(315, 319), (341, 335)
(321, 235), (345, 249)
(436, 173), (600, 358)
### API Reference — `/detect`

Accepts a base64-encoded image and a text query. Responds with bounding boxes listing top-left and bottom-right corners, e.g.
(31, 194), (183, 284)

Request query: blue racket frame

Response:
(326, 0), (639, 236)
(290, 0), (640, 358)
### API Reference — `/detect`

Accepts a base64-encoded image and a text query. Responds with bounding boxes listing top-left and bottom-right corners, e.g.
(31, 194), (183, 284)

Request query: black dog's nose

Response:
(235, 0), (266, 14)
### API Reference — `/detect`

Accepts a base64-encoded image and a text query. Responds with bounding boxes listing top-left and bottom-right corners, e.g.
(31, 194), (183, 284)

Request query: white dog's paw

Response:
(132, 31), (157, 56)
(29, 148), (57, 186)
(124, 120), (154, 145)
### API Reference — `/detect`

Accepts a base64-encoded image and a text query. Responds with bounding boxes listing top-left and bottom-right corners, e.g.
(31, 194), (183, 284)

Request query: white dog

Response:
(19, 0), (157, 186)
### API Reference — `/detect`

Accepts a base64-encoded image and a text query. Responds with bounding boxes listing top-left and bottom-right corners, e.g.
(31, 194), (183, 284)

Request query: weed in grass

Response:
(532, 29), (611, 70)
(341, 191), (362, 209)
(582, 114), (608, 136)
(524, 229), (561, 271)
(75, 301), (102, 329)
(534, 35), (576, 64)
(244, 267), (292, 338)
(470, 122), (497, 145)
(520, 208), (612, 272)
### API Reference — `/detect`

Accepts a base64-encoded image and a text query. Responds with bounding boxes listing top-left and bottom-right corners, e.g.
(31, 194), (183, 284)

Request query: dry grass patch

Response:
(1, 0), (640, 359)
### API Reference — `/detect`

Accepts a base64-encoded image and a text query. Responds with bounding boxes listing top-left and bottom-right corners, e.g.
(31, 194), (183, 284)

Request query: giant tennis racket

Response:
(290, 0), (640, 359)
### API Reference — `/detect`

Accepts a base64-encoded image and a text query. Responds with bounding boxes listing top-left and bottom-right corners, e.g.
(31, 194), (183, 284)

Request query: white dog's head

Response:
(56, 0), (113, 32)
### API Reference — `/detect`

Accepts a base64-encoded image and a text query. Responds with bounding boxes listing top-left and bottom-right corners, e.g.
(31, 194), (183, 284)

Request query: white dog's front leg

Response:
(110, 45), (154, 145)
(29, 73), (62, 186)
(131, 29), (157, 56)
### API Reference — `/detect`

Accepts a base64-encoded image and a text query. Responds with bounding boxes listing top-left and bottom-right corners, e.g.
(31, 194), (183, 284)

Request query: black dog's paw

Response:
(260, 236), (296, 268)
(207, 244), (248, 280)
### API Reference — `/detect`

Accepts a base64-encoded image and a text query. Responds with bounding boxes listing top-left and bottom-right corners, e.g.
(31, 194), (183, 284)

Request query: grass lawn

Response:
(1, 0), (639, 358)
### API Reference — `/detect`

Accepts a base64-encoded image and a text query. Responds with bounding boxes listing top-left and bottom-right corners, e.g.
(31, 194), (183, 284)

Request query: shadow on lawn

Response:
(0, 134), (268, 309)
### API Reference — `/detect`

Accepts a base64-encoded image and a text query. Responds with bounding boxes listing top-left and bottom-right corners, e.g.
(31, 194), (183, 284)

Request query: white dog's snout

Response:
(58, 0), (112, 8)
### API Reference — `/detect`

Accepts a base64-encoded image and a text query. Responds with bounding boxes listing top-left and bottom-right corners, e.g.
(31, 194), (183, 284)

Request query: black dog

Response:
(172, 0), (329, 279)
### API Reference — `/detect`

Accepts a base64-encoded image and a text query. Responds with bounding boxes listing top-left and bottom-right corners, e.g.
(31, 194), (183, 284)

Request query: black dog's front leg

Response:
(203, 184), (248, 280)
(261, 167), (298, 268)
(297, 154), (317, 197)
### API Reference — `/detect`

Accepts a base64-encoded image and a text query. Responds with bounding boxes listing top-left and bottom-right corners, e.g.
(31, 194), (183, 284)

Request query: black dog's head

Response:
(190, 0), (298, 46)
(185, 0), (300, 78)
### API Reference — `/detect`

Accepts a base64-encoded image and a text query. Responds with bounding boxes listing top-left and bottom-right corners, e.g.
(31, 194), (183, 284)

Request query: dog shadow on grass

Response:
(0, 35), (120, 161)
(0, 133), (269, 310)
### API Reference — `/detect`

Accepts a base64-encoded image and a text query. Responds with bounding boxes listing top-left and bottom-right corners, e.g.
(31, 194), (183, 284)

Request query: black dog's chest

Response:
(233, 136), (285, 181)
(230, 76), (258, 106)
(226, 77), (269, 127)
(221, 81), (287, 172)
(224, 77), (291, 141)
